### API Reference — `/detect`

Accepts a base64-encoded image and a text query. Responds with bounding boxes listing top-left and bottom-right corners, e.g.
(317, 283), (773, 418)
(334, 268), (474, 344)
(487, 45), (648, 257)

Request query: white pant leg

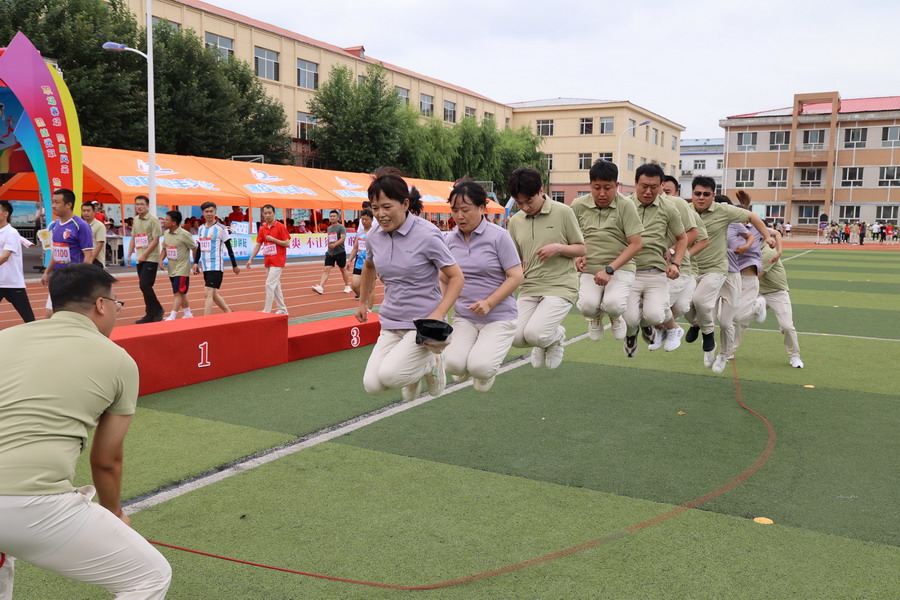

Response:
(690, 272), (727, 334)
(599, 270), (635, 319)
(465, 319), (518, 380)
(666, 274), (696, 321)
(443, 318), (480, 377)
(576, 274), (604, 318)
(264, 266), (284, 312)
(637, 272), (669, 328)
(623, 274), (647, 336)
(513, 296), (571, 349)
(0, 487), (171, 600)
(735, 275), (760, 328)
(363, 329), (433, 394)
(0, 554), (13, 600)
(717, 272), (741, 356)
(764, 291), (800, 358)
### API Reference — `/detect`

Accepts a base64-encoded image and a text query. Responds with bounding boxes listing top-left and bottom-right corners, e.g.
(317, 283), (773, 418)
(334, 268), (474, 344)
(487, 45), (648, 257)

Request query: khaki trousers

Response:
(732, 275), (761, 351)
(686, 272), (727, 334)
(512, 296), (572, 349)
(716, 273), (741, 356)
(575, 271), (635, 320)
(363, 329), (435, 394)
(264, 266), (286, 313)
(665, 274), (696, 321)
(764, 290), (801, 358)
(444, 318), (518, 380)
(624, 271), (670, 336)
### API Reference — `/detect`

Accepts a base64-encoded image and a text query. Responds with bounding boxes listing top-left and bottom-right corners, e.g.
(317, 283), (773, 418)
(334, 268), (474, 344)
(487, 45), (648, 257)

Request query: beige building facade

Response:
(509, 99), (683, 203)
(720, 92), (900, 229)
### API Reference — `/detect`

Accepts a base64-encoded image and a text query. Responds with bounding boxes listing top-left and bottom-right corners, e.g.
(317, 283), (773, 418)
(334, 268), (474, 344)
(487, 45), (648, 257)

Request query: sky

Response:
(204, 0), (898, 139)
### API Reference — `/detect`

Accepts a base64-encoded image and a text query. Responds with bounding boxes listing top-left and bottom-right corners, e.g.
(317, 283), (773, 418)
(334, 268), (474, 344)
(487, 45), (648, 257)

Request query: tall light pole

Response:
(103, 1), (156, 217)
(617, 119), (651, 172)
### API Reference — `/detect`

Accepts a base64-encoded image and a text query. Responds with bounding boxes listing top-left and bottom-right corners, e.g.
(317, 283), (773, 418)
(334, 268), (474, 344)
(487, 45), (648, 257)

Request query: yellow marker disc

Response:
(753, 517), (774, 525)
(803, 385), (816, 389)
(677, 411), (686, 415)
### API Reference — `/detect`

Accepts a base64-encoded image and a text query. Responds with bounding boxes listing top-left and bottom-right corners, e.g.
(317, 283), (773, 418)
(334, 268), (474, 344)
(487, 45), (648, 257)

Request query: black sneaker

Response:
(624, 335), (638, 357)
(702, 332), (716, 352)
(685, 325), (700, 343)
(641, 326), (655, 344)
(134, 315), (151, 324)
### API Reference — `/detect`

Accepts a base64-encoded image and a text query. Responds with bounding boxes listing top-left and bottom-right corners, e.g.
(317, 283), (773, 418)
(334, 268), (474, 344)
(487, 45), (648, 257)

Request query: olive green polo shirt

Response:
(571, 192), (644, 274)
(132, 212), (163, 263)
(693, 201), (752, 275)
(662, 194), (705, 275)
(163, 227), (197, 277)
(0, 312), (139, 495)
(508, 196), (584, 304)
(629, 194), (685, 271)
(759, 244), (789, 294)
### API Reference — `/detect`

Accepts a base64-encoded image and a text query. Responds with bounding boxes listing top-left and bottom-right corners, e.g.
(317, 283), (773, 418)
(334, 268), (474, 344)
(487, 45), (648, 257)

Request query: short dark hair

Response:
(261, 204), (276, 214)
(361, 201), (372, 210)
(81, 202), (95, 213)
(166, 210), (183, 225)
(361, 209), (373, 219)
(49, 263), (118, 311)
(663, 175), (680, 192)
(200, 201), (217, 211)
(692, 176), (716, 191)
(52, 188), (76, 207)
(448, 179), (488, 209)
(589, 160), (618, 183)
(135, 195), (149, 205)
(507, 167), (543, 199)
(367, 174), (422, 215)
(0, 199), (12, 217)
(635, 163), (665, 183)
(329, 209), (340, 216)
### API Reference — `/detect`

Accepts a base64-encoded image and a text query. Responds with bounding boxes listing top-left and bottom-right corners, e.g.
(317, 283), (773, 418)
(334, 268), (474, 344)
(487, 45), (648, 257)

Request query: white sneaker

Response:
(588, 316), (603, 341)
(401, 380), (422, 402)
(275, 309), (289, 316)
(703, 350), (716, 368)
(530, 347), (546, 368)
(610, 317), (626, 340)
(473, 375), (496, 392)
(754, 297), (767, 323)
(312, 285), (324, 295)
(790, 356), (804, 368)
(545, 327), (566, 369)
(648, 329), (665, 351)
(424, 355), (446, 396)
(663, 327), (684, 352)
(182, 311), (193, 319)
(712, 354), (728, 373)
(165, 312), (177, 321)
(451, 374), (470, 383)
(343, 286), (352, 294)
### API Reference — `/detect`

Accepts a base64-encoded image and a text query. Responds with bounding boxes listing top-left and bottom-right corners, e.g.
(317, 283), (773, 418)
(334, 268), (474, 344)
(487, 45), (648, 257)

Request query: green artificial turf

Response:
(14, 443), (899, 599)
(789, 277), (900, 296)
(759, 304), (900, 339)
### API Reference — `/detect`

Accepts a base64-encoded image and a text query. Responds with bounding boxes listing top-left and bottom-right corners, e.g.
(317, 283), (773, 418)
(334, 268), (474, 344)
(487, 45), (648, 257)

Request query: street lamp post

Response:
(617, 119), (651, 172)
(103, 1), (156, 217)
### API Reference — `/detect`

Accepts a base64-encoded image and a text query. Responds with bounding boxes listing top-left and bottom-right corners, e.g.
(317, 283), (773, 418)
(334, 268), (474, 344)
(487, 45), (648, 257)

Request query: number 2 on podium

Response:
(198, 341), (211, 367)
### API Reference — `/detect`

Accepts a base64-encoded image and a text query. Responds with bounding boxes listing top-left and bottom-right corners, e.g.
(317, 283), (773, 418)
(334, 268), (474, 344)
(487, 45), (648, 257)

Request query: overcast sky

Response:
(206, 0), (898, 139)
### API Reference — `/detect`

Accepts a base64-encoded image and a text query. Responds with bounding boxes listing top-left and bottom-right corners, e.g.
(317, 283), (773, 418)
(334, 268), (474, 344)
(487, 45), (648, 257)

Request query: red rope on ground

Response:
(148, 357), (776, 591)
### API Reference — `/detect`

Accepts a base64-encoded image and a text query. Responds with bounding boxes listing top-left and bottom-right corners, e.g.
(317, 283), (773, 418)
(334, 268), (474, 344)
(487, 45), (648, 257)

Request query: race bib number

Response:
(134, 233), (149, 249)
(327, 232), (338, 244)
(261, 242), (277, 256)
(358, 238), (367, 252)
(166, 245), (178, 261)
(52, 242), (71, 264)
(199, 237), (212, 253)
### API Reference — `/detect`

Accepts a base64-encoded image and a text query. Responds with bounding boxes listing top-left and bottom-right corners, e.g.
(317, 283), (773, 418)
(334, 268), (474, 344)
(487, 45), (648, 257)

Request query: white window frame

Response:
(296, 59), (319, 90)
(599, 117), (614, 134)
(545, 154), (553, 171)
(536, 119), (554, 136)
(876, 205), (899, 224)
(769, 131), (790, 151)
(204, 32), (233, 59)
(629, 119), (636, 136)
(443, 100), (456, 123)
(765, 205), (786, 219)
(420, 94), (434, 117)
(671, 135), (677, 150)
(652, 128), (659, 144)
(878, 166), (900, 186)
(296, 112), (316, 140)
(716, 159), (724, 169)
(464, 106), (476, 119)
(735, 168), (755, 188)
(551, 191), (566, 203)
(839, 205), (860, 221)
(767, 168), (788, 188)
(737, 132), (757, 151)
(395, 87), (409, 105)
(882, 126), (900, 148)
(597, 152), (612, 163)
(844, 127), (867, 149)
(799, 168), (823, 188)
(802, 129), (825, 150)
(578, 153), (592, 170)
(627, 154), (635, 171)
(693, 159), (706, 170)
(841, 167), (863, 187)
(797, 205), (822, 225)
(579, 118), (593, 135)
(254, 46), (279, 81)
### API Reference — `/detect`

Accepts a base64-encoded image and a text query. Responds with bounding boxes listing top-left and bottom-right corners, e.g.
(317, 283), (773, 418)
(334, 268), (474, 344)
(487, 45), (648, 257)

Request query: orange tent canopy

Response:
(294, 167), (372, 210)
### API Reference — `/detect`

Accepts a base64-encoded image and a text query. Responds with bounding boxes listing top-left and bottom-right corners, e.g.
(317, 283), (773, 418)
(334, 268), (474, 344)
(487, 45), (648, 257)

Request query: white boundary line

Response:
(745, 327), (900, 343)
(781, 249), (813, 262)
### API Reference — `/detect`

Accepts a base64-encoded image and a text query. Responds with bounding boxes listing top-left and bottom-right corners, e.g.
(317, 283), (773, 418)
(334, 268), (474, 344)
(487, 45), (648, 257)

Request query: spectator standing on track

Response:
(784, 221), (792, 238)
(0, 263), (171, 598)
(312, 209), (352, 295)
(129, 195), (164, 324)
(245, 204), (290, 315)
(442, 180), (524, 392)
(0, 200), (35, 323)
(81, 202), (106, 268)
(347, 209), (374, 306)
(859, 221), (867, 246)
(192, 201), (240, 316)
(160, 210), (196, 320)
(40, 188), (94, 317)
(356, 174), (464, 401)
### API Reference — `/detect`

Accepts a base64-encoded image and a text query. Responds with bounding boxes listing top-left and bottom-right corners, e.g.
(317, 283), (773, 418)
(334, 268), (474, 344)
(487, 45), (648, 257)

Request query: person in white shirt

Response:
(0, 200), (35, 322)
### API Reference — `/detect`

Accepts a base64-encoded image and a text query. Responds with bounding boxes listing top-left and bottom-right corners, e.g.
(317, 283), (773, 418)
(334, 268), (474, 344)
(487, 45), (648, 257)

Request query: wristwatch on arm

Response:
(604, 266), (615, 275)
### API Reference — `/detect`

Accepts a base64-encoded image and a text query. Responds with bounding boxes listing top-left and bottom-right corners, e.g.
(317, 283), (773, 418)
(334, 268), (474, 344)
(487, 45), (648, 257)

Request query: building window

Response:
(737, 132), (757, 151)
(716, 159), (724, 169)
(465, 106), (476, 119)
(882, 126), (900, 148)
(597, 152), (612, 162)
(484, 112), (494, 121)
(767, 168), (788, 188)
(297, 112), (316, 140)
(395, 87), (409, 105)
(844, 127), (867, 149)
(599, 117), (614, 134)
(841, 167), (864, 187)
(579, 118), (593, 135)
(660, 162), (666, 171)
(420, 94), (433, 117)
(735, 169), (755, 188)
(629, 119), (636, 136)
(671, 135), (677, 150)
(876, 205), (899, 224)
(545, 154), (553, 171)
(536, 120), (554, 136)
(204, 32), (233, 59)
(802, 129), (825, 150)
(627, 154), (635, 171)
(766, 205), (786, 219)
(443, 100), (456, 123)
(152, 17), (179, 31)
(645, 126), (650, 141)
(254, 47), (279, 81)
(505, 117), (510, 128)
(769, 131), (790, 151)
(671, 165), (676, 176)
(652, 128), (659, 144)
(878, 166), (900, 186)
(660, 130), (665, 146)
(296, 59), (319, 90)
(640, 157), (647, 166)
(839, 206), (860, 221)
(578, 153), (592, 170)
(551, 191), (566, 203)
(693, 159), (706, 170)
(799, 168), (823, 187)
(797, 205), (822, 225)
(357, 74), (365, 86)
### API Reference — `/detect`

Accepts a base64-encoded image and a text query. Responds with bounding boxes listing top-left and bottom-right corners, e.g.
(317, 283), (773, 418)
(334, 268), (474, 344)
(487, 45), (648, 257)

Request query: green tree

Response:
(493, 126), (547, 198)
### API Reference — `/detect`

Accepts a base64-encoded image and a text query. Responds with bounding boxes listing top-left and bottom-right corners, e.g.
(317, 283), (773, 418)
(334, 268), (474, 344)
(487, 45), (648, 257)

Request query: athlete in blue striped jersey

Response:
(192, 202), (240, 315)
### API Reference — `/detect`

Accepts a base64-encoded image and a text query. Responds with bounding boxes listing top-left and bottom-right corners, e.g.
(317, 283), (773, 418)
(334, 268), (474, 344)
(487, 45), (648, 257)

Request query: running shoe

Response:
(641, 326), (656, 344)
(401, 380), (422, 402)
(701, 332), (716, 352)
(712, 354), (728, 373)
(311, 285), (324, 294)
(703, 350), (716, 368)
(530, 346), (546, 368)
(473, 376), (496, 392)
(685, 325), (700, 343)
(647, 329), (664, 351)
(610, 317), (626, 340)
(754, 297), (767, 323)
(424, 354), (446, 396)
(663, 327), (684, 352)
(624, 335), (638, 357)
(790, 356), (804, 369)
(588, 316), (603, 341)
(343, 286), (352, 294)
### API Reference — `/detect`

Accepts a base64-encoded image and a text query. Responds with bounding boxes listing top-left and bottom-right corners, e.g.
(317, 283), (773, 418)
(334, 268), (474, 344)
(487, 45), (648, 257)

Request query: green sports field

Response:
(15, 248), (900, 599)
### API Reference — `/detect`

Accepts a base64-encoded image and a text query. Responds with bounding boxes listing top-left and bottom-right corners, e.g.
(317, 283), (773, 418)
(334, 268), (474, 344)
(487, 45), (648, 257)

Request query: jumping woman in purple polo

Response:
(355, 174), (464, 401)
(442, 181), (524, 392)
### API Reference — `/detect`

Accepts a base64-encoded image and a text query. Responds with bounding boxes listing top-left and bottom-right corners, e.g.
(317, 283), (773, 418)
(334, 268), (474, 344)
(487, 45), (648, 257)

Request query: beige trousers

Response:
(513, 296), (572, 349)
(716, 273), (741, 356)
(264, 266), (286, 313)
(444, 318), (518, 380)
(624, 271), (671, 336)
(686, 272), (727, 334)
(732, 275), (761, 351)
(665, 274), (697, 321)
(575, 271), (635, 320)
(763, 290), (801, 358)
(363, 329), (435, 394)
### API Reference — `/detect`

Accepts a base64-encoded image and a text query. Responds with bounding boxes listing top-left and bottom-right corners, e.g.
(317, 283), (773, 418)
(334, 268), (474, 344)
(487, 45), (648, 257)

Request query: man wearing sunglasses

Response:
(684, 177), (774, 368)
(0, 263), (171, 598)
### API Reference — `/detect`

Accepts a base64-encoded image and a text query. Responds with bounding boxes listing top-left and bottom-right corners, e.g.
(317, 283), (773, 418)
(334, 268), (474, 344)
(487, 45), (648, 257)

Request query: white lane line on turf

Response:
(745, 327), (900, 342)
(124, 330), (592, 514)
(782, 249), (813, 262)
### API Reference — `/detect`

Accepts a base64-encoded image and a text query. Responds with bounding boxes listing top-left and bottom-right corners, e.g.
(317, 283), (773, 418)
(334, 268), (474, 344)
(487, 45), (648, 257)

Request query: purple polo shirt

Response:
(737, 228), (763, 273)
(447, 217), (521, 325)
(49, 216), (93, 269)
(727, 223), (763, 273)
(367, 213), (456, 330)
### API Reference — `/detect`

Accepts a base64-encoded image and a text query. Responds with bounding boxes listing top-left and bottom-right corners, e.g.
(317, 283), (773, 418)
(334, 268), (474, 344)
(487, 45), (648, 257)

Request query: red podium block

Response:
(112, 311), (288, 396)
(288, 314), (380, 362)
